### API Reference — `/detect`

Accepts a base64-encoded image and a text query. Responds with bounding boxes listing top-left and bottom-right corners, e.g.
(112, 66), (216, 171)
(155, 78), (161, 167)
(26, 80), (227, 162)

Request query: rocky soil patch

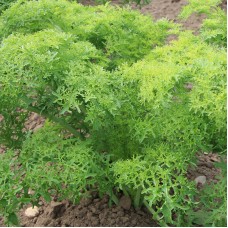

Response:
(16, 194), (157, 227)
(187, 152), (223, 186)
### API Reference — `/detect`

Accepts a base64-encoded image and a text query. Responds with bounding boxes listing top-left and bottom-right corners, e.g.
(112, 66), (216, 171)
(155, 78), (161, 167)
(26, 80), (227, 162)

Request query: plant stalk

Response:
(134, 187), (142, 209)
(143, 199), (163, 223)
(108, 190), (119, 205)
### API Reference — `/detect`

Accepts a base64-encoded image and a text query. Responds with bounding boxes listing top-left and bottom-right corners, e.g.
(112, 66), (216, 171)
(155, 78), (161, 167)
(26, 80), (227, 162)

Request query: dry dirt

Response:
(0, 0), (227, 227)
(17, 195), (158, 227)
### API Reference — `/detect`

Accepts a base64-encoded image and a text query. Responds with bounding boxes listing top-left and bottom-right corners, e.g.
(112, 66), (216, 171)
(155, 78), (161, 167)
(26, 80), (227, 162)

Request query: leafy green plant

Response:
(0, 0), (171, 69)
(112, 145), (196, 226)
(0, 0), (173, 149)
(103, 31), (226, 226)
(0, 0), (226, 226)
(20, 122), (115, 202)
(99, 31), (226, 159)
(0, 122), (115, 225)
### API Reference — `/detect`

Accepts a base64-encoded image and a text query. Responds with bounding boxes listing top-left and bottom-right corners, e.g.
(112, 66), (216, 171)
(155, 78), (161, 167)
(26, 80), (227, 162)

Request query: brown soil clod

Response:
(119, 196), (132, 211)
(49, 201), (66, 219)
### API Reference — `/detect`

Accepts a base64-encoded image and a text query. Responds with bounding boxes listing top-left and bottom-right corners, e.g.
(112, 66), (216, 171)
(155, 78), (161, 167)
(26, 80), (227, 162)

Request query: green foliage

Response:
(179, 0), (227, 47)
(0, 108), (28, 149)
(0, 122), (114, 225)
(93, 31), (226, 160)
(20, 122), (114, 202)
(143, 32), (227, 150)
(0, 0), (151, 15)
(0, 150), (22, 226)
(0, 0), (169, 69)
(0, 0), (226, 226)
(112, 145), (196, 226)
(0, 0), (172, 149)
(0, 0), (15, 14)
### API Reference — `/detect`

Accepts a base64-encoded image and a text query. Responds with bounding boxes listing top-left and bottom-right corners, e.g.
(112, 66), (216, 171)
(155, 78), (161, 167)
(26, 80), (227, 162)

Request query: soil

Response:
(187, 152), (223, 183)
(16, 195), (158, 227)
(0, 0), (227, 227)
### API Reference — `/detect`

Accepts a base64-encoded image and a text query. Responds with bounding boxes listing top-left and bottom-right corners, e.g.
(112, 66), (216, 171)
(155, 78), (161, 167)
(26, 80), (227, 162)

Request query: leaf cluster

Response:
(91, 31), (226, 160)
(0, 0), (16, 14)
(0, 0), (226, 226)
(0, 0), (169, 69)
(0, 0), (173, 148)
(112, 145), (196, 226)
(0, 122), (114, 225)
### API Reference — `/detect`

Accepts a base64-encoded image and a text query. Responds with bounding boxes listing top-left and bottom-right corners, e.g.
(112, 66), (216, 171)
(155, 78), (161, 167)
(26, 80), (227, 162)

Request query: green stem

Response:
(27, 106), (83, 139)
(143, 199), (156, 215)
(108, 190), (119, 205)
(143, 199), (165, 225)
(134, 187), (142, 209)
(122, 186), (130, 197)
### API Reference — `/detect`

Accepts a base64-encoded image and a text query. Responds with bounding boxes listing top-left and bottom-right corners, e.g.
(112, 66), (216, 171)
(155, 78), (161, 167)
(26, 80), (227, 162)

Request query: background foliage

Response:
(0, 0), (151, 14)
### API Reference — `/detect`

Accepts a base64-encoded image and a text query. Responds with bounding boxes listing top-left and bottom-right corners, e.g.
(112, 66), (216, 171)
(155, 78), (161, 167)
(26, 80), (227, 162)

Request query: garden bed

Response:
(0, 154), (222, 227)
(0, 0), (226, 227)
